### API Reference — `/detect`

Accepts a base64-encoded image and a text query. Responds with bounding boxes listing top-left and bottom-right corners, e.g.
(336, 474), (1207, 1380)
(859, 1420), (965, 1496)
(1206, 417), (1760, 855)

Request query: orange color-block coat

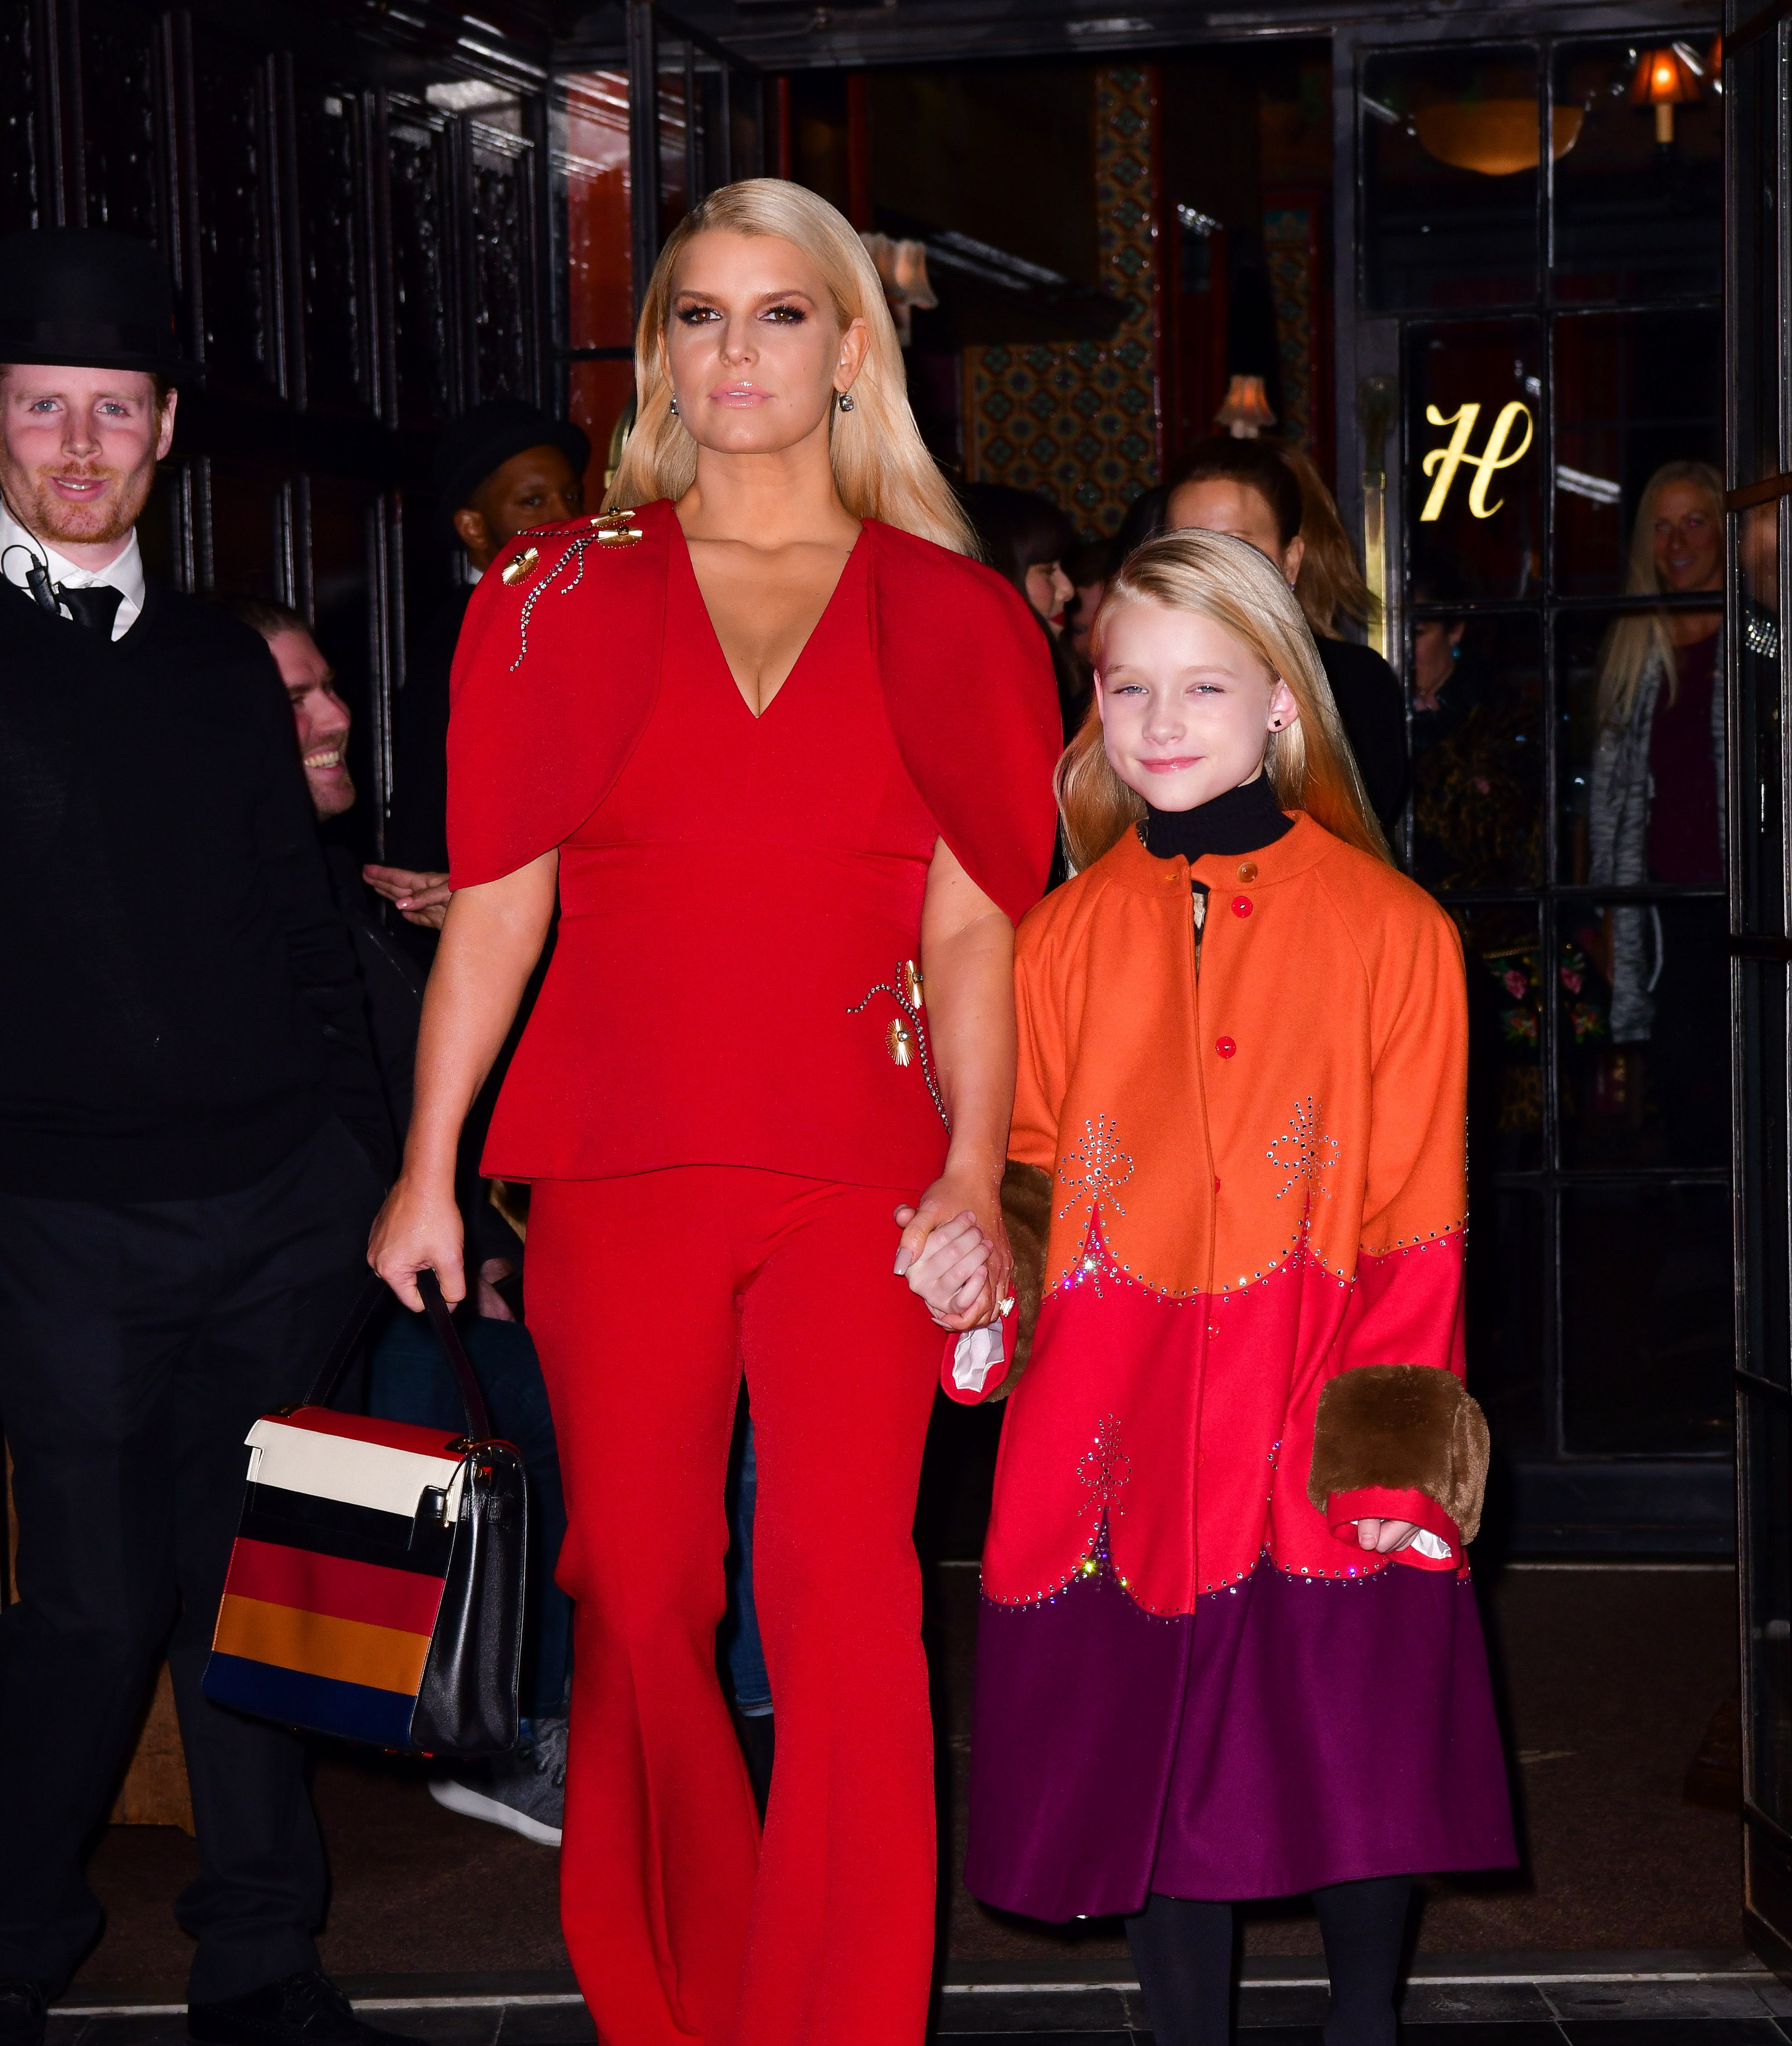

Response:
(978, 812), (1471, 1614)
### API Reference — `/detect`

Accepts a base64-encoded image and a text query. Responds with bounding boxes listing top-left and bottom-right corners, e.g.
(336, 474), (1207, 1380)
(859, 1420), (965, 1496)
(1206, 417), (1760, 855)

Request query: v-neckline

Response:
(676, 518), (864, 723)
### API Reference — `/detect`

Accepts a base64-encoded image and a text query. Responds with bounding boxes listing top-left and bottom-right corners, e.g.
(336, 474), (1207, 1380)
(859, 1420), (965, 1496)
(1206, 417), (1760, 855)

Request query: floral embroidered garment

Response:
(956, 813), (1515, 1919)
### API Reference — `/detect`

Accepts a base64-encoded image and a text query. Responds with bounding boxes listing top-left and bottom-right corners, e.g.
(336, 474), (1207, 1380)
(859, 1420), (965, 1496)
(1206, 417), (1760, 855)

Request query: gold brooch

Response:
(886, 1019), (916, 1067)
(500, 546), (540, 586)
(901, 960), (924, 1009)
(590, 508), (643, 546)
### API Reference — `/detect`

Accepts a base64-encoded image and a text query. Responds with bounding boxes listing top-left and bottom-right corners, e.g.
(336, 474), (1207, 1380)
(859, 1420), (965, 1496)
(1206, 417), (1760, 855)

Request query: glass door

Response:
(1338, 15), (1731, 1550)
(1728, 0), (1792, 1971)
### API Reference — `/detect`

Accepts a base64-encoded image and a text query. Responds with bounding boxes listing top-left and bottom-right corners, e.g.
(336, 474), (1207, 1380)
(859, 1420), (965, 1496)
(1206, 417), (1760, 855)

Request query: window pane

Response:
(1453, 903), (1546, 1175)
(1561, 1181), (1733, 1453)
(1739, 960), (1792, 1389)
(1411, 612), (1544, 893)
(1746, 1395), (1792, 1827)
(1729, 40), (1782, 487)
(1556, 604), (1725, 892)
(1362, 47), (1540, 312)
(1552, 309), (1723, 597)
(1466, 1187), (1548, 1452)
(1736, 498), (1786, 938)
(1550, 39), (1721, 306)
(1408, 319), (1544, 599)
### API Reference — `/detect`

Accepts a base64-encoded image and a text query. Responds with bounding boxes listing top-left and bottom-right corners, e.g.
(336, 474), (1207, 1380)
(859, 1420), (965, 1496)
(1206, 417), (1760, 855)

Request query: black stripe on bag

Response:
(240, 1485), (455, 1576)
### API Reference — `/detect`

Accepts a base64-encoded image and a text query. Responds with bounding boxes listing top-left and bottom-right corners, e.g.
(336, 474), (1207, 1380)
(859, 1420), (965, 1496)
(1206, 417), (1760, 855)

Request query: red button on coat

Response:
(1216, 1036), (1236, 1058)
(1231, 895), (1254, 917)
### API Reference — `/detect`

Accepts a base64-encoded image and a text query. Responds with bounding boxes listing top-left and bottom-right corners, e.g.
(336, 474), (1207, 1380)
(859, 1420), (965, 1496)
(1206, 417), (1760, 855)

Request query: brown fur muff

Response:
(1306, 1365), (1489, 1544)
(989, 1161), (1053, 1402)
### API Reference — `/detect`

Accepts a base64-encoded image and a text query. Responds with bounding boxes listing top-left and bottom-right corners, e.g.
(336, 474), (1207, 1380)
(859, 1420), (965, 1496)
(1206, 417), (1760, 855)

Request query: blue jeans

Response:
(723, 1421), (771, 1716)
(366, 1303), (571, 1719)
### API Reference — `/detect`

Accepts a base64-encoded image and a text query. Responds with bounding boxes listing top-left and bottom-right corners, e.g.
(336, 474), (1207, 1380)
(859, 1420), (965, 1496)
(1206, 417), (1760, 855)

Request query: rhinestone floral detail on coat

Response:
(1267, 1097), (1338, 1212)
(1077, 1414), (1133, 1518)
(1058, 1115), (1134, 1222)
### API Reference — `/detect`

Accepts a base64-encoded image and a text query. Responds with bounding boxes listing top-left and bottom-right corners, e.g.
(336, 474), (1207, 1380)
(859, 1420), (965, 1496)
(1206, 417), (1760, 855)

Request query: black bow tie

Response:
(61, 583), (124, 636)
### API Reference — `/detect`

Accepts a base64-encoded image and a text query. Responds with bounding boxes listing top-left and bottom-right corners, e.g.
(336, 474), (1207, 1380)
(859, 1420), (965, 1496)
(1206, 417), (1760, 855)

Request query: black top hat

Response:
(0, 227), (196, 381)
(432, 398), (592, 534)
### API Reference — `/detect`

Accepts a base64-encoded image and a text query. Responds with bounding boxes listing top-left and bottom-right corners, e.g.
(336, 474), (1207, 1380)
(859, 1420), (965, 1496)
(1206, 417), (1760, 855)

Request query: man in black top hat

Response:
(0, 229), (410, 2046)
(367, 397), (588, 907)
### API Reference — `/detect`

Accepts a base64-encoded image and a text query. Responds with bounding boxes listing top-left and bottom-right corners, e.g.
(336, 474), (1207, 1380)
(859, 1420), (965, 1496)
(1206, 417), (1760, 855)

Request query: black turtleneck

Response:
(1144, 774), (1293, 863)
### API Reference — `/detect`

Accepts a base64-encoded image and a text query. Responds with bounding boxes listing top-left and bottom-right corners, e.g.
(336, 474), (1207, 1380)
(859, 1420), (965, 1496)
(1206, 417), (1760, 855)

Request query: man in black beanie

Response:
(0, 229), (407, 2046)
(368, 397), (588, 910)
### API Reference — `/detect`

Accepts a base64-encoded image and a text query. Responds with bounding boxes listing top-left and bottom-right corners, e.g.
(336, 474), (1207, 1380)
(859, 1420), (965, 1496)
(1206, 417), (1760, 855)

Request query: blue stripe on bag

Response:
(204, 1652), (418, 1750)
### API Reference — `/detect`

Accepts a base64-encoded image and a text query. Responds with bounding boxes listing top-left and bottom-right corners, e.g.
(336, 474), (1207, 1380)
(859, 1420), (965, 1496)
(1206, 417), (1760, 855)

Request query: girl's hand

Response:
(1355, 1517), (1420, 1554)
(894, 1170), (1013, 1333)
(369, 1174), (465, 1311)
(894, 1208), (992, 1323)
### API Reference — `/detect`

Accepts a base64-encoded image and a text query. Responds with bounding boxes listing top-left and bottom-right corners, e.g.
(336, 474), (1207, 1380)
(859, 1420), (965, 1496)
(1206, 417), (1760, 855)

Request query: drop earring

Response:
(836, 389), (854, 412)
(669, 393), (680, 416)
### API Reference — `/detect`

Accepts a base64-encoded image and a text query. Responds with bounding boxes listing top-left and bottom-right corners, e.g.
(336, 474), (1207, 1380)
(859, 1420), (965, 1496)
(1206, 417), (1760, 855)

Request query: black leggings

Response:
(1124, 1876), (1411, 2046)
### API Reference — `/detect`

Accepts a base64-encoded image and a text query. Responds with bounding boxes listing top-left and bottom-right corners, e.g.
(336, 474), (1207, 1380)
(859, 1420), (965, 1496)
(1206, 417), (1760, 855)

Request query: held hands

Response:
(367, 1175), (466, 1313)
(1355, 1517), (1420, 1554)
(363, 863), (453, 931)
(893, 1171), (1013, 1333)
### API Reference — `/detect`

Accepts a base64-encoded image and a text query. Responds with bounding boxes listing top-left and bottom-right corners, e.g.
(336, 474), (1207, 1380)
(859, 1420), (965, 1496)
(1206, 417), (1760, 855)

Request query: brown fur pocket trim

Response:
(989, 1162), (1053, 1403)
(1307, 1365), (1489, 1544)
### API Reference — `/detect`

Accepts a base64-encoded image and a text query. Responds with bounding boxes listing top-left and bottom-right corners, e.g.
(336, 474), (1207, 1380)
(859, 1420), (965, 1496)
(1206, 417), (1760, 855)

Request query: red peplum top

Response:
(445, 499), (1062, 1190)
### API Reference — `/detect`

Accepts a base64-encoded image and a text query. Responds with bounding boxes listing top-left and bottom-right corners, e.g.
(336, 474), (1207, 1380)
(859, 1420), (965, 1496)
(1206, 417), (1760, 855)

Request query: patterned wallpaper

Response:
(962, 65), (1160, 540)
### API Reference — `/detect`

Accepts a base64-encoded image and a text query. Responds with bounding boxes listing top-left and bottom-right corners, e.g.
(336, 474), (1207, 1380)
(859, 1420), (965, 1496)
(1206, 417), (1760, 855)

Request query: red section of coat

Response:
(445, 499), (1061, 925)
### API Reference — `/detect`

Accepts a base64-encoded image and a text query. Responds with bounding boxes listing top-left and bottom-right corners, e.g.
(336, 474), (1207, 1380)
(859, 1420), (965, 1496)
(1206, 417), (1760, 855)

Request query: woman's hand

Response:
(368, 1173), (465, 1311)
(894, 1205), (993, 1324)
(894, 1170), (1012, 1332)
(363, 863), (453, 930)
(1355, 1517), (1420, 1555)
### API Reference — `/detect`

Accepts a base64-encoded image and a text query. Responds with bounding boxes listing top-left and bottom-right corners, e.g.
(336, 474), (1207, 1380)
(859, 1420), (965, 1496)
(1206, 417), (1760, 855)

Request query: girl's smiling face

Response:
(1096, 596), (1298, 812)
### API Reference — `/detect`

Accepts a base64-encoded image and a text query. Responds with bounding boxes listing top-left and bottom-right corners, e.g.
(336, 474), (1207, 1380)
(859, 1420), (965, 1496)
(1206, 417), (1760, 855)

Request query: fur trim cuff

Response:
(1307, 1365), (1489, 1544)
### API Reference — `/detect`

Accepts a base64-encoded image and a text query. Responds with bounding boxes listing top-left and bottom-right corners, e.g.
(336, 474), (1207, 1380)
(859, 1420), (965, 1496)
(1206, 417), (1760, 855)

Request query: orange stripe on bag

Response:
(213, 1593), (432, 1697)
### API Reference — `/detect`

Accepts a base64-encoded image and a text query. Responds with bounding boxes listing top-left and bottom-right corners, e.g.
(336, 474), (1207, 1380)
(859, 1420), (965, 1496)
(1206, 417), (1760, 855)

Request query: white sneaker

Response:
(427, 1716), (566, 1846)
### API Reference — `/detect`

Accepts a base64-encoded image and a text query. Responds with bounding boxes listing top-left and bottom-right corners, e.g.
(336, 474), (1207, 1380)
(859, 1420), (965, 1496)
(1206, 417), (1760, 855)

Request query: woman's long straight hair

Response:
(604, 178), (976, 554)
(1595, 459), (1724, 729)
(1056, 529), (1391, 873)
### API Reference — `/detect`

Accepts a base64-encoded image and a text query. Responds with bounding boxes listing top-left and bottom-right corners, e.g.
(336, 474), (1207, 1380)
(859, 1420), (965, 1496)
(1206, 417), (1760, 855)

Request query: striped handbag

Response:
(203, 1271), (527, 1757)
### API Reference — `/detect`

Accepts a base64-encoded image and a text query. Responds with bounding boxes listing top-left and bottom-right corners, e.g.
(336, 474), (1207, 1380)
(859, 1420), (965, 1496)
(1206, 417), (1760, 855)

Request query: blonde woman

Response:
(1588, 460), (1725, 1045)
(948, 530), (1512, 2046)
(368, 180), (1060, 2045)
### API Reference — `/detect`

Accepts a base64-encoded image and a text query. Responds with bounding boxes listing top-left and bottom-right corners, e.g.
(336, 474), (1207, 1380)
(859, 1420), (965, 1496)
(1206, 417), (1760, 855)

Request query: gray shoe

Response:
(428, 1715), (566, 1846)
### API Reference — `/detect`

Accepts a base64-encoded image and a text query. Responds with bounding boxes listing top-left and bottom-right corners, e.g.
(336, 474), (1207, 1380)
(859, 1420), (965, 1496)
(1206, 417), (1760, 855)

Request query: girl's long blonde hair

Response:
(1055, 529), (1391, 873)
(603, 178), (976, 554)
(1595, 459), (1724, 729)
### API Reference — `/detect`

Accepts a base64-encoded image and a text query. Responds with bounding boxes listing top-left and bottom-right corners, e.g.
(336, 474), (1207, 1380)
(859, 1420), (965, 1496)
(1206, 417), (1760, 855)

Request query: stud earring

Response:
(836, 389), (854, 412)
(669, 394), (680, 416)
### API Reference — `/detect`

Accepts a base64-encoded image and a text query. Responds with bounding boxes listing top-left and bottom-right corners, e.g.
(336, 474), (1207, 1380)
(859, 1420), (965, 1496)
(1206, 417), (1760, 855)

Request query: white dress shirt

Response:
(0, 499), (145, 640)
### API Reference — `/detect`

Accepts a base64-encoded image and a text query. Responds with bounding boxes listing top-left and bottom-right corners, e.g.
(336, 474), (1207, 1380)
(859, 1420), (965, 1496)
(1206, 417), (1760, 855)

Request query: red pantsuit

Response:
(529, 1170), (942, 2046)
(445, 500), (1060, 2045)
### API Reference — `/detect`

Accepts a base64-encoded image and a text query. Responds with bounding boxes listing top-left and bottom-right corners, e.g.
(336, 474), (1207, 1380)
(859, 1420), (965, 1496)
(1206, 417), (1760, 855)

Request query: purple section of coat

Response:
(965, 1554), (1516, 1922)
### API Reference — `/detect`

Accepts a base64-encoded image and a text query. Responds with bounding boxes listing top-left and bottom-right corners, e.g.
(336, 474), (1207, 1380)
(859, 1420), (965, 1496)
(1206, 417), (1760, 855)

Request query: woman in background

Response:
(1166, 436), (1407, 840)
(960, 480), (1090, 738)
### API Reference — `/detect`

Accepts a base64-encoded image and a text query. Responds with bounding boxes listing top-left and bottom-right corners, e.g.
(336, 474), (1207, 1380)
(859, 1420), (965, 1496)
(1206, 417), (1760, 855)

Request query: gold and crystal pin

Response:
(501, 546), (540, 586)
(591, 507), (643, 545)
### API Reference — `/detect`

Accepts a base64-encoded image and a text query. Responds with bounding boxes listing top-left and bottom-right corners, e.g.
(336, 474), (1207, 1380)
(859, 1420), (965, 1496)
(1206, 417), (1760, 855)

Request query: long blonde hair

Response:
(1595, 459), (1724, 729)
(1277, 439), (1377, 638)
(604, 179), (975, 553)
(1055, 529), (1391, 873)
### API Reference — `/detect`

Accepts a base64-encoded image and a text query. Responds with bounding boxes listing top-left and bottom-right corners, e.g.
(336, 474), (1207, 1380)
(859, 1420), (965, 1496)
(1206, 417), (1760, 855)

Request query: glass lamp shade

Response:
(1215, 373), (1277, 438)
(1412, 100), (1585, 176)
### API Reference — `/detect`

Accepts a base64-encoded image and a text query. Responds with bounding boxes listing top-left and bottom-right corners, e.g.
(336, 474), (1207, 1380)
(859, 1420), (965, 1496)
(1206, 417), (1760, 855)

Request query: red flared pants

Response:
(526, 1168), (943, 2046)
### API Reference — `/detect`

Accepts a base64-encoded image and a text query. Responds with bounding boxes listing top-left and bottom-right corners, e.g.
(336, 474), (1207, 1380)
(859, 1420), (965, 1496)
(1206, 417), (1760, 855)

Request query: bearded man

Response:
(0, 229), (404, 2046)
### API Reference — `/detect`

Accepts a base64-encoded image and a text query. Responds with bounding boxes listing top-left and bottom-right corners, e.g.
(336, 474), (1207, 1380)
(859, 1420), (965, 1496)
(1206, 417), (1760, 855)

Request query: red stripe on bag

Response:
(264, 1406), (469, 1456)
(225, 1536), (448, 1634)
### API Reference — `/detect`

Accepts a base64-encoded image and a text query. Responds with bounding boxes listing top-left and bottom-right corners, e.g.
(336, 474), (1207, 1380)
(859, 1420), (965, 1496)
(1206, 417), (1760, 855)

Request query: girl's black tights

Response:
(1124, 1876), (1412, 2046)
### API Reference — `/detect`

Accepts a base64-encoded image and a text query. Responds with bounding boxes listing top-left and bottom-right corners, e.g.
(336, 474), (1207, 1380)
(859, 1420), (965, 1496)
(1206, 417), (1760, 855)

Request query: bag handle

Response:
(302, 1269), (494, 1443)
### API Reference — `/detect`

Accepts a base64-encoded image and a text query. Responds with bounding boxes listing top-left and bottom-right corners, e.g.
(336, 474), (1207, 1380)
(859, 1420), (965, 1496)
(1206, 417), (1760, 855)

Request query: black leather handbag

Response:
(201, 1270), (529, 1758)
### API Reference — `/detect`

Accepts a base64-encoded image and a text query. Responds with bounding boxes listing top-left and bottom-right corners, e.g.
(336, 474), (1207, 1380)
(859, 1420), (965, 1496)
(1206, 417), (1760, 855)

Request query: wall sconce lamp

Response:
(1629, 44), (1701, 146)
(1216, 374), (1276, 438)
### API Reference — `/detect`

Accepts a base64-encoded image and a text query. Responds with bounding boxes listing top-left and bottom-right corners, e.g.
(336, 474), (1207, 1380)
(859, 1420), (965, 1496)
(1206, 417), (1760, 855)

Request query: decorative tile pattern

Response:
(1263, 202), (1318, 449)
(963, 65), (1159, 539)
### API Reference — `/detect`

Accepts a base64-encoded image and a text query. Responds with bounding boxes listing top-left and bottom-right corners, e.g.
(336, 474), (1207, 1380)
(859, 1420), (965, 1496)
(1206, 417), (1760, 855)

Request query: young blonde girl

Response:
(910, 530), (1514, 2046)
